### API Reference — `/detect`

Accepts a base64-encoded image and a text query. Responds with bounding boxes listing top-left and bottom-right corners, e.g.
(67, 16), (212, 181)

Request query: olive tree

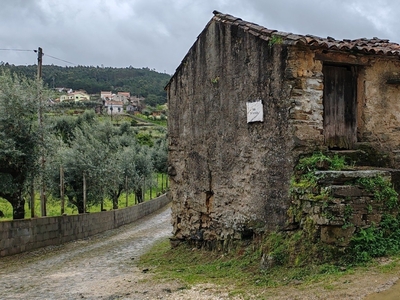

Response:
(47, 124), (110, 213)
(47, 118), (155, 212)
(106, 144), (153, 208)
(0, 72), (43, 219)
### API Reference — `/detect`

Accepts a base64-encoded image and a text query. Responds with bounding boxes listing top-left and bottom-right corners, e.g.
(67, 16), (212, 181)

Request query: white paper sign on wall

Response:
(246, 100), (263, 123)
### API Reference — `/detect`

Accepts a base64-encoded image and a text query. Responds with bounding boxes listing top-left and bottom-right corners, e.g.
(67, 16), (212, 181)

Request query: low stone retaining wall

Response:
(289, 169), (399, 246)
(0, 194), (170, 257)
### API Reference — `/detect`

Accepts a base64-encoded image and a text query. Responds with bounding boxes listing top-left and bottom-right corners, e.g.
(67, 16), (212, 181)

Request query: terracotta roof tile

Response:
(212, 11), (400, 57)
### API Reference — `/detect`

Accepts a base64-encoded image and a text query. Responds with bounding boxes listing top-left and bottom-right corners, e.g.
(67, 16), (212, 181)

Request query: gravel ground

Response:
(0, 204), (399, 300)
(0, 205), (178, 300)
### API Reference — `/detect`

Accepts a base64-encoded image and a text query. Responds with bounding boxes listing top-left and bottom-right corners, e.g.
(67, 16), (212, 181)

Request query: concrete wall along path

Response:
(0, 194), (170, 257)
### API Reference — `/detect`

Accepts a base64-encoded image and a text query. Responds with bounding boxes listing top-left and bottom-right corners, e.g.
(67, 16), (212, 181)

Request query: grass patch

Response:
(134, 114), (167, 127)
(0, 173), (169, 221)
(138, 239), (400, 297)
(138, 239), (354, 297)
(377, 260), (398, 273)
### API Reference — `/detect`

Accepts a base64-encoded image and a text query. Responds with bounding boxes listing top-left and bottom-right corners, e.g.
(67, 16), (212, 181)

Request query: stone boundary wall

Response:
(0, 194), (170, 257)
(290, 170), (398, 247)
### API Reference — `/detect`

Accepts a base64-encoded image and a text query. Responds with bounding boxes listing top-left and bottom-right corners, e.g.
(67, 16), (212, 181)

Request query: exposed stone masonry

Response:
(289, 169), (398, 246)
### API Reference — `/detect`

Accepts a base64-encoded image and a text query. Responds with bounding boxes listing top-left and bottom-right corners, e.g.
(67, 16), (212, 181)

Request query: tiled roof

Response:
(213, 10), (400, 56)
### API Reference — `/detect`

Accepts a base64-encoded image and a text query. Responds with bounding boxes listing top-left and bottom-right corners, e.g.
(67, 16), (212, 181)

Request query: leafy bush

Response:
(349, 214), (400, 262)
(296, 152), (346, 173)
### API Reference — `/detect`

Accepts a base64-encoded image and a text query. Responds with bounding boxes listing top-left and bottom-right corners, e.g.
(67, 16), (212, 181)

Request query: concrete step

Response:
(315, 169), (391, 185)
(328, 143), (391, 167)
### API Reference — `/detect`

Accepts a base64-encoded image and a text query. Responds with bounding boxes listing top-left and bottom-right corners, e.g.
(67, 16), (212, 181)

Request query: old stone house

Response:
(166, 11), (400, 245)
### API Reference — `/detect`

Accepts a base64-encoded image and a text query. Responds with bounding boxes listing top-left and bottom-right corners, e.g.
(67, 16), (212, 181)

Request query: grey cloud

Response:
(1, 0), (399, 74)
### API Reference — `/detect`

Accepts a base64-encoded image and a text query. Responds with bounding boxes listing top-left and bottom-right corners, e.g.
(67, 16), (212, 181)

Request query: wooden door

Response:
(323, 65), (357, 149)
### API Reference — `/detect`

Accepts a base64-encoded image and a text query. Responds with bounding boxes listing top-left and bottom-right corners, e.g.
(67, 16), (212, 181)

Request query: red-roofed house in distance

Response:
(114, 92), (131, 104)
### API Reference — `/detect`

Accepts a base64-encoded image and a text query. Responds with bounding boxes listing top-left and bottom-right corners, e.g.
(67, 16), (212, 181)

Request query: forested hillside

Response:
(0, 64), (171, 106)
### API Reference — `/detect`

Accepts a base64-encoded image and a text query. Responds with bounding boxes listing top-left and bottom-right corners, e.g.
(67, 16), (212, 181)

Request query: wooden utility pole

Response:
(60, 165), (65, 215)
(125, 175), (129, 207)
(143, 177), (145, 202)
(30, 178), (35, 218)
(83, 173), (87, 213)
(37, 47), (47, 217)
(37, 47), (43, 79)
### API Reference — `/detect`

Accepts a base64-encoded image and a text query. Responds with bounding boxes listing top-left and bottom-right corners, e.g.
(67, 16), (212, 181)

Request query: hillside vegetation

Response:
(0, 63), (171, 106)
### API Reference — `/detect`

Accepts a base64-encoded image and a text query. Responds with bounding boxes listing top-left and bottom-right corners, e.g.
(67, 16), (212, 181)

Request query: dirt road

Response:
(0, 205), (175, 300)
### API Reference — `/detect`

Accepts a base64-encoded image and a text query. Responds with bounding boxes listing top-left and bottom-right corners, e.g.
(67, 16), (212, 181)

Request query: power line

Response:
(0, 48), (34, 52)
(0, 48), (76, 65)
(43, 53), (75, 65)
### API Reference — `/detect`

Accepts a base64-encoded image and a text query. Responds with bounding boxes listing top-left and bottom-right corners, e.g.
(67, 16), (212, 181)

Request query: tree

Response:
(47, 117), (156, 212)
(104, 127), (153, 208)
(131, 148), (153, 203)
(106, 146), (139, 209)
(55, 125), (109, 213)
(0, 71), (42, 219)
(151, 139), (168, 192)
(151, 139), (168, 174)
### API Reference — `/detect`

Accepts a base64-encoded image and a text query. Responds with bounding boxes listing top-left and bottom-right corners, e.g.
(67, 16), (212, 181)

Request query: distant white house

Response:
(104, 100), (124, 115)
(60, 90), (90, 102)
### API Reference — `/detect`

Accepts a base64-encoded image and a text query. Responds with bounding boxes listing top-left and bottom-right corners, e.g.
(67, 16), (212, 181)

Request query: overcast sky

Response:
(1, 0), (399, 74)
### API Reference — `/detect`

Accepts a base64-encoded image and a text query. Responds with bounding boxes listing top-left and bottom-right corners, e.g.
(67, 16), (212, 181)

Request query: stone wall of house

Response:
(168, 20), (297, 243)
(286, 48), (325, 149)
(0, 195), (170, 257)
(286, 48), (400, 167)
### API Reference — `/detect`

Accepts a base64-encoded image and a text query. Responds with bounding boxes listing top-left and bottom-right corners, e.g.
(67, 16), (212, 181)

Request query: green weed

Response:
(356, 176), (399, 210)
(296, 152), (346, 173)
(268, 35), (283, 46)
(138, 238), (351, 297)
(349, 214), (400, 263)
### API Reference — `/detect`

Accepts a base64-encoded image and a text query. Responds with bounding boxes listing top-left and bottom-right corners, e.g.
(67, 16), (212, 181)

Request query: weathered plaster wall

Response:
(168, 21), (295, 242)
(358, 58), (400, 166)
